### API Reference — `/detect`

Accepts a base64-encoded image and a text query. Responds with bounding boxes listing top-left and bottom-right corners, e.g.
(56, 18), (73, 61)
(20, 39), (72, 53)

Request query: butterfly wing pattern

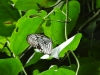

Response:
(27, 34), (52, 55)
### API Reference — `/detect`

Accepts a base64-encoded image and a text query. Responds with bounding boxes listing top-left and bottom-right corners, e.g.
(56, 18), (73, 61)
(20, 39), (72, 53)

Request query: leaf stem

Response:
(22, 67), (28, 75)
(70, 51), (80, 75)
(67, 53), (72, 68)
(43, 1), (64, 19)
(87, 2), (91, 12)
(65, 0), (68, 40)
(78, 9), (100, 32)
(92, 0), (95, 14)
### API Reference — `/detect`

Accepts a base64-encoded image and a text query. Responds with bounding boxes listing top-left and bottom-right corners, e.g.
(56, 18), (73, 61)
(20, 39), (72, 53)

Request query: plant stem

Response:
(43, 1), (64, 19)
(65, 0), (68, 40)
(92, 0), (95, 14)
(78, 9), (100, 32)
(70, 51), (80, 75)
(22, 67), (28, 75)
(67, 53), (72, 68)
(87, 2), (91, 12)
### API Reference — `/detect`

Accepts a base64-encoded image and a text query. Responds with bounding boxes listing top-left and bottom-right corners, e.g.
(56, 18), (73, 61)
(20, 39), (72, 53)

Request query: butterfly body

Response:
(27, 34), (52, 55)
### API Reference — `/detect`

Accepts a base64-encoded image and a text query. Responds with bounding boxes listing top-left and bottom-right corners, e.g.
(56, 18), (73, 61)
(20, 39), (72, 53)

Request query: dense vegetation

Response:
(0, 0), (100, 75)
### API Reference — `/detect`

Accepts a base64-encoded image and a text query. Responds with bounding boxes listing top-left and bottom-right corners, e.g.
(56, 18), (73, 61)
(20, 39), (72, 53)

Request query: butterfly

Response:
(27, 34), (52, 55)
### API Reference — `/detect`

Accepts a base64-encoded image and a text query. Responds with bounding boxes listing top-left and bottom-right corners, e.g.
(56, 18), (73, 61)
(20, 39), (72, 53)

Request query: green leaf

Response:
(32, 69), (40, 75)
(79, 61), (100, 75)
(38, 67), (75, 75)
(41, 33), (82, 59)
(15, 0), (40, 10)
(42, 8), (66, 45)
(0, 58), (22, 75)
(59, 33), (82, 57)
(10, 9), (47, 55)
(25, 52), (43, 67)
(49, 33), (82, 58)
(38, 69), (54, 75)
(37, 0), (58, 8)
(63, 33), (82, 50)
(0, 0), (20, 36)
(63, 0), (80, 36)
(0, 36), (7, 49)
(79, 57), (96, 65)
(49, 65), (58, 70)
(56, 68), (75, 75)
(1, 47), (12, 57)
(96, 0), (100, 9)
(15, 0), (58, 10)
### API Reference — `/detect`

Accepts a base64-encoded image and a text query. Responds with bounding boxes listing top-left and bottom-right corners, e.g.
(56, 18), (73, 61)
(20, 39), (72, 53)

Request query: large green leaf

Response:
(63, 0), (80, 36)
(42, 8), (66, 45)
(41, 33), (82, 59)
(38, 68), (75, 75)
(0, 58), (22, 75)
(15, 0), (58, 10)
(49, 33), (82, 59)
(15, 0), (39, 10)
(96, 0), (100, 9)
(59, 33), (82, 57)
(78, 61), (100, 75)
(10, 9), (47, 55)
(0, 0), (20, 36)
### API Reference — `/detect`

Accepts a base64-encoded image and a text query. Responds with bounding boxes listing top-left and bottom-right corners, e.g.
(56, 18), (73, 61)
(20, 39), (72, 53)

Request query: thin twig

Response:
(67, 53), (72, 69)
(22, 67), (28, 75)
(70, 51), (80, 75)
(65, 0), (68, 40)
(87, 2), (91, 12)
(78, 9), (100, 32)
(43, 1), (65, 19)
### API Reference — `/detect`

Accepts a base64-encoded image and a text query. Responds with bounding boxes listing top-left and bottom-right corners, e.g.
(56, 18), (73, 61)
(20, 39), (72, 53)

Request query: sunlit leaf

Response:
(59, 33), (82, 57)
(41, 33), (82, 59)
(10, 9), (47, 55)
(49, 65), (58, 70)
(50, 33), (82, 58)
(0, 36), (7, 49)
(15, 0), (39, 10)
(42, 8), (66, 45)
(0, 58), (22, 75)
(63, 0), (80, 35)
(38, 67), (75, 75)
(32, 69), (40, 75)
(15, 0), (58, 10)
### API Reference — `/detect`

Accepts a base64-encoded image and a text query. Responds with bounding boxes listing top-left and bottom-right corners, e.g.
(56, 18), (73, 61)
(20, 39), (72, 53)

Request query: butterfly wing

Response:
(27, 34), (52, 55)
(37, 35), (52, 55)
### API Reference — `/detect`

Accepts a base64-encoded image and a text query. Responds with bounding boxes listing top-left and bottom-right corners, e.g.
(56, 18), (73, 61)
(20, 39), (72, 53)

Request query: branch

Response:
(70, 51), (80, 75)
(78, 9), (100, 32)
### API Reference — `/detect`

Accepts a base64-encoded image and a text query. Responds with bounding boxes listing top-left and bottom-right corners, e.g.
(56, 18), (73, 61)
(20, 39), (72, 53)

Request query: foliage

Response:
(0, 0), (100, 75)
